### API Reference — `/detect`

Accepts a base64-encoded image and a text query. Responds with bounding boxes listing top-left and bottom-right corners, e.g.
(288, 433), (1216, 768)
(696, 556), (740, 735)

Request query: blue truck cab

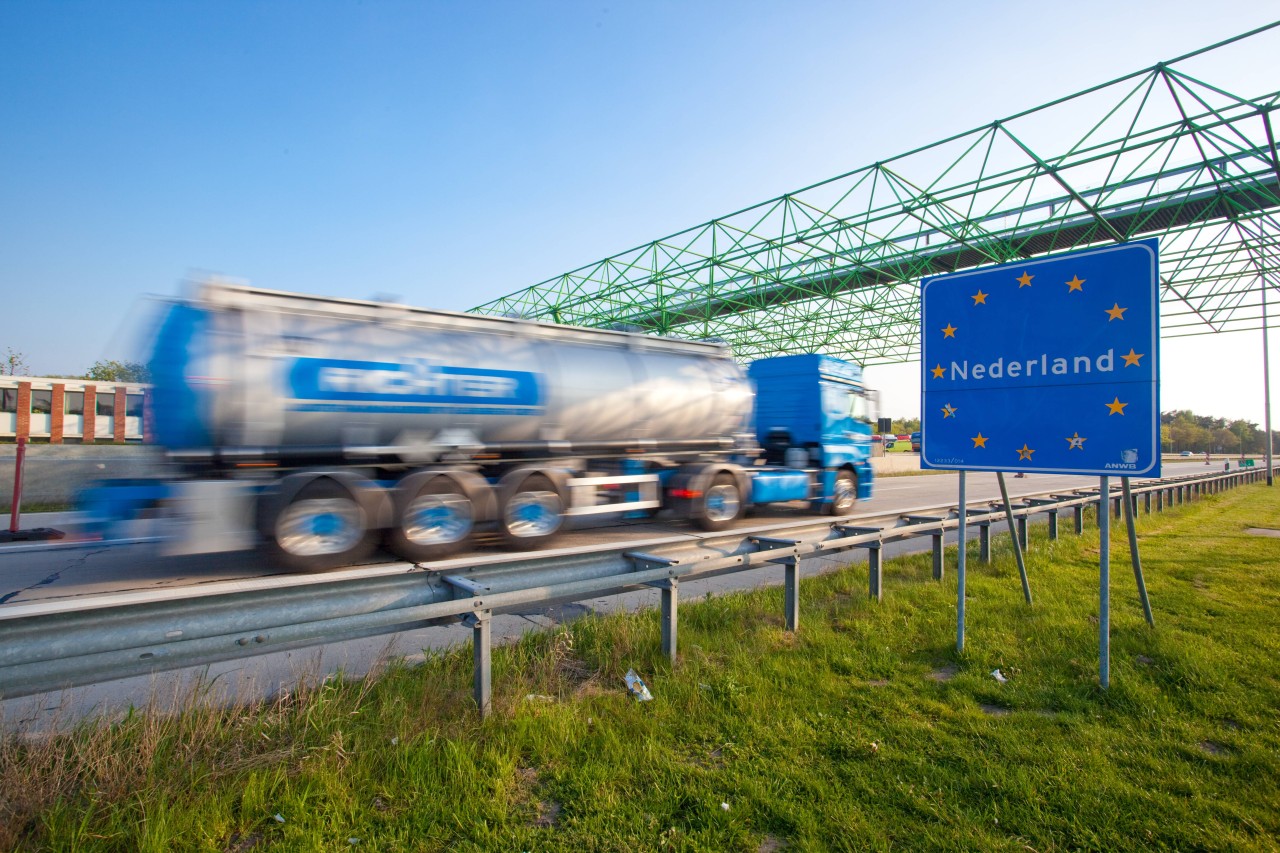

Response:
(746, 354), (876, 512)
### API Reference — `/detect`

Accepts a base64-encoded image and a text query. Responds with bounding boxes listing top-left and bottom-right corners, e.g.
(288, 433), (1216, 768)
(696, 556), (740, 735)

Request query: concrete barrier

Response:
(871, 454), (922, 475)
(0, 444), (170, 508)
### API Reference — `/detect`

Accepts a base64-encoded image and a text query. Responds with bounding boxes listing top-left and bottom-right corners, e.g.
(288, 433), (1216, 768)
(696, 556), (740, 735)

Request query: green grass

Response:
(0, 501), (73, 514)
(3, 482), (1279, 851)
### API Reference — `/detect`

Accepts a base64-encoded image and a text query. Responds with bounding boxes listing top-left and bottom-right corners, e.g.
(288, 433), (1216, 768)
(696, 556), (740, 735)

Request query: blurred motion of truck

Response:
(80, 282), (877, 571)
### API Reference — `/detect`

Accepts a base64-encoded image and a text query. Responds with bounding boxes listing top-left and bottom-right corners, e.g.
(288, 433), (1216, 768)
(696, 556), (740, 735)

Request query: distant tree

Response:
(1212, 427), (1239, 454)
(891, 417), (921, 434)
(3, 347), (28, 376)
(1169, 419), (1211, 453)
(84, 359), (151, 383)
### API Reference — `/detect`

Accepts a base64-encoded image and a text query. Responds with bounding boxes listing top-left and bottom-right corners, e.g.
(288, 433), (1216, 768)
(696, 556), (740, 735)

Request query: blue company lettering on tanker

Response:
(289, 358), (543, 415)
(920, 238), (1159, 477)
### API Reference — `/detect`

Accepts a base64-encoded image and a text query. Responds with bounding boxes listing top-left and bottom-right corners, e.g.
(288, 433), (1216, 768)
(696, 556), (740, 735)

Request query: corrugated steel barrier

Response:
(0, 466), (1272, 715)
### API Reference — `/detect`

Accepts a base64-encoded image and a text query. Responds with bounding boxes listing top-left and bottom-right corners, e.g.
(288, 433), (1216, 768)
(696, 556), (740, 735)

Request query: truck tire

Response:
(384, 477), (475, 562)
(826, 469), (857, 516)
(266, 479), (376, 571)
(499, 473), (565, 548)
(693, 472), (743, 531)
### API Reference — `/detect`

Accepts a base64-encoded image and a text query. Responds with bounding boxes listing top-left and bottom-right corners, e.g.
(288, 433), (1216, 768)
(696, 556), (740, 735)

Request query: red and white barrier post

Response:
(8, 436), (25, 534)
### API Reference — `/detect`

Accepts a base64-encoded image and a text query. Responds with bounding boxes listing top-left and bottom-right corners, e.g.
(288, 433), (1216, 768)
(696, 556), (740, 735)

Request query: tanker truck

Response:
(79, 281), (877, 571)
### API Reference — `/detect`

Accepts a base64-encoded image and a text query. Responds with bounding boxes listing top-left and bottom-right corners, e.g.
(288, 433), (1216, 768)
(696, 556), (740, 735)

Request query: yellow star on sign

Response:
(942, 323), (957, 338)
(931, 364), (946, 379)
(971, 289), (988, 305)
(942, 403), (958, 418)
(1066, 275), (1085, 292)
(972, 432), (988, 448)
(1016, 271), (1034, 287)
(1106, 397), (1128, 415)
(1016, 444), (1035, 461)
(1105, 303), (1128, 321)
(1121, 348), (1144, 367)
(1066, 432), (1086, 450)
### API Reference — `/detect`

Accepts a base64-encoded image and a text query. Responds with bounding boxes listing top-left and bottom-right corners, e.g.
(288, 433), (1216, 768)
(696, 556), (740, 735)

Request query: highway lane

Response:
(0, 460), (1225, 607)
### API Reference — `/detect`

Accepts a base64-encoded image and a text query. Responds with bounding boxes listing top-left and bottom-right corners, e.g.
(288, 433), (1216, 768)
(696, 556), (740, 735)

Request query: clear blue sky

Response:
(2, 1), (1276, 424)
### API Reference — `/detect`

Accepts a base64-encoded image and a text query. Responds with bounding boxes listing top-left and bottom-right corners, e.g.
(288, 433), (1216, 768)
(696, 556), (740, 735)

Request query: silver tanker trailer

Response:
(80, 281), (877, 570)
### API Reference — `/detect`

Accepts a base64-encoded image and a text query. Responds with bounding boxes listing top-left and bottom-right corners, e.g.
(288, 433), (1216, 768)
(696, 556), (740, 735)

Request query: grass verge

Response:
(2, 482), (1278, 851)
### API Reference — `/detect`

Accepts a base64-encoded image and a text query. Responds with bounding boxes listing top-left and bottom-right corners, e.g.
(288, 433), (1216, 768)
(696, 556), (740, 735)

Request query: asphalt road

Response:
(0, 460), (1217, 608)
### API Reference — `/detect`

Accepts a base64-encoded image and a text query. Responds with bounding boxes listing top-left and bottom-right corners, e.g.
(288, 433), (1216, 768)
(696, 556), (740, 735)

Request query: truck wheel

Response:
(826, 470), (857, 515)
(384, 478), (474, 562)
(500, 473), (564, 548)
(268, 479), (375, 571)
(693, 472), (743, 531)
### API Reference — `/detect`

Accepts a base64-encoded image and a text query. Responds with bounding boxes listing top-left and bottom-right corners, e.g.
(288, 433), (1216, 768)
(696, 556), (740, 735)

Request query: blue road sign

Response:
(920, 239), (1159, 477)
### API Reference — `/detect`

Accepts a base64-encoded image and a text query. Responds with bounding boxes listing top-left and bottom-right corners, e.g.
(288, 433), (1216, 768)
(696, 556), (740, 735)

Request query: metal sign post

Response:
(995, 472), (1033, 605)
(1121, 477), (1155, 627)
(921, 239), (1160, 685)
(1099, 476), (1111, 688)
(957, 471), (967, 652)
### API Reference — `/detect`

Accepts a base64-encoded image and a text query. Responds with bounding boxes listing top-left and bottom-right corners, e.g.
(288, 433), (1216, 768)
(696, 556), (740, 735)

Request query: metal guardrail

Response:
(0, 466), (1272, 713)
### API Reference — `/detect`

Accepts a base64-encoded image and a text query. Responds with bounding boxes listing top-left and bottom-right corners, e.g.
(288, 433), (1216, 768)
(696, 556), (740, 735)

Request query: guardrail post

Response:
(868, 543), (882, 600)
(980, 521), (991, 561)
(783, 556), (799, 632)
(836, 526), (883, 602)
(749, 537), (801, 632)
(466, 610), (492, 719)
(1047, 508), (1059, 540)
(658, 579), (679, 663)
(932, 532), (944, 581)
(1075, 503), (1085, 534)
(1017, 515), (1029, 549)
(1143, 491), (1151, 514)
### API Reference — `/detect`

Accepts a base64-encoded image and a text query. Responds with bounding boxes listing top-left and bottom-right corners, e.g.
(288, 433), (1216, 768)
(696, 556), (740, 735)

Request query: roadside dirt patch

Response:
(927, 666), (958, 682)
(1198, 740), (1229, 756)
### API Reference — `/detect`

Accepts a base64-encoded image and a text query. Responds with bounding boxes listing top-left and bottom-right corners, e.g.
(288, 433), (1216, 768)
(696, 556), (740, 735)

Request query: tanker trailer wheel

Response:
(384, 478), (474, 562)
(267, 479), (375, 572)
(499, 473), (565, 549)
(693, 472), (743, 532)
(825, 469), (857, 516)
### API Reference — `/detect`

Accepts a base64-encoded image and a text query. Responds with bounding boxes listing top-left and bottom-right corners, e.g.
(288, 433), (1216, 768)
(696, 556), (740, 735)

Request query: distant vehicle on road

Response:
(1179, 451), (1193, 457)
(911, 431), (921, 452)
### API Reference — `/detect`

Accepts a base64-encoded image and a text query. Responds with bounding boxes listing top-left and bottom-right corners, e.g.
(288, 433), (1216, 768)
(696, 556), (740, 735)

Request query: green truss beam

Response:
(472, 23), (1280, 367)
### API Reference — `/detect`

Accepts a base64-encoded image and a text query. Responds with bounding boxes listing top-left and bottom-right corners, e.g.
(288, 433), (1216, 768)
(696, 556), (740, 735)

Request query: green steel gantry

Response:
(471, 24), (1280, 367)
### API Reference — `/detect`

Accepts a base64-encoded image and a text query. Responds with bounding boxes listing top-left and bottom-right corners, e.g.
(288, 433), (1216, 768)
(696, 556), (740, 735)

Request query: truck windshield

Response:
(849, 389), (873, 423)
(824, 383), (874, 424)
